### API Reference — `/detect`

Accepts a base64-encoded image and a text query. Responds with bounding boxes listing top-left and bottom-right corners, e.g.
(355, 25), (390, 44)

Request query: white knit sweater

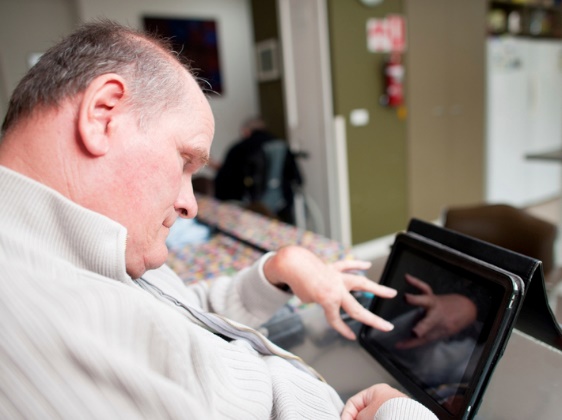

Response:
(0, 165), (436, 419)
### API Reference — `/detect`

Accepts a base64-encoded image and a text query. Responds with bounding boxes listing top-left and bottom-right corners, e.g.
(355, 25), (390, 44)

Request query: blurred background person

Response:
(214, 116), (302, 224)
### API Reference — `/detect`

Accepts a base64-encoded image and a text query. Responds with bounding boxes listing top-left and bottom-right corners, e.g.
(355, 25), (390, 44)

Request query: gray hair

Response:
(2, 19), (192, 134)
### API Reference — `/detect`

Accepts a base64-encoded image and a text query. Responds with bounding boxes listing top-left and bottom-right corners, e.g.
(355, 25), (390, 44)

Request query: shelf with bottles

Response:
(488, 0), (562, 38)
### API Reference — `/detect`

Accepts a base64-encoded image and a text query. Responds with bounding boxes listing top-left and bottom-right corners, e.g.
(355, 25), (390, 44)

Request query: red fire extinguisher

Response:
(380, 52), (404, 108)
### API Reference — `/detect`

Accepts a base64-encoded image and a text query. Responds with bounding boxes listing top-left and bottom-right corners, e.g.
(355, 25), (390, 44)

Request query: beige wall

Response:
(0, 0), (78, 120)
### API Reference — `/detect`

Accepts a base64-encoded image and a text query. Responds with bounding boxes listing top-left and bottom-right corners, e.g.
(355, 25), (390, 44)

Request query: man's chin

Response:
(127, 248), (169, 279)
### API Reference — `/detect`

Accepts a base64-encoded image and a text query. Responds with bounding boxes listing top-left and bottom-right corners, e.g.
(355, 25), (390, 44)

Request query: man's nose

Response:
(175, 179), (198, 219)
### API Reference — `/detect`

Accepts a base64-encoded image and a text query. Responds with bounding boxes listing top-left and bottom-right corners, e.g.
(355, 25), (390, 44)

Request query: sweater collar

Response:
(0, 165), (131, 283)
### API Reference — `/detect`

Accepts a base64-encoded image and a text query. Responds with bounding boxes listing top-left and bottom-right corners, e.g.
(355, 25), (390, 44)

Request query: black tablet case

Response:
(360, 229), (526, 419)
(407, 218), (562, 350)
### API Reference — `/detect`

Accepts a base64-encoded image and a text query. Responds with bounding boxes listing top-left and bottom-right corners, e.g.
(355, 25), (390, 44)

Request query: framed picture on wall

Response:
(255, 39), (280, 82)
(143, 16), (223, 94)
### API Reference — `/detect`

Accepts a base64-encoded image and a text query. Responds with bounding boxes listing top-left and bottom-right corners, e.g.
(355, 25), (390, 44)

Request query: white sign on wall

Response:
(367, 15), (406, 53)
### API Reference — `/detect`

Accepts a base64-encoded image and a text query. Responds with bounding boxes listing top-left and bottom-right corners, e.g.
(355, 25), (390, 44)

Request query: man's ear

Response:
(77, 74), (126, 157)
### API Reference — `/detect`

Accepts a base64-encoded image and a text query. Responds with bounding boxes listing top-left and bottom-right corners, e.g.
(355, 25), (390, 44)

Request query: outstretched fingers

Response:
(344, 273), (397, 299)
(322, 293), (395, 340)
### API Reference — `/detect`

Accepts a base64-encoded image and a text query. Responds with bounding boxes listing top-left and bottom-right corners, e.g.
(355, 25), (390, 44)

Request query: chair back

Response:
(443, 203), (557, 275)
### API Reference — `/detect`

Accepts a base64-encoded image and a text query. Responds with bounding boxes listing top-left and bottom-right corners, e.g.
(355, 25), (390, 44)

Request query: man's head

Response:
(2, 20), (190, 134)
(0, 20), (214, 278)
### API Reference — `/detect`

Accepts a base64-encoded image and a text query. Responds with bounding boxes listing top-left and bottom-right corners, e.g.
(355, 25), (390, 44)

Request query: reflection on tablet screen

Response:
(363, 247), (504, 417)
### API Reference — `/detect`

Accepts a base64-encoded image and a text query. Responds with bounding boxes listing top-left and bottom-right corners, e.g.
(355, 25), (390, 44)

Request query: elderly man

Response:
(0, 20), (436, 419)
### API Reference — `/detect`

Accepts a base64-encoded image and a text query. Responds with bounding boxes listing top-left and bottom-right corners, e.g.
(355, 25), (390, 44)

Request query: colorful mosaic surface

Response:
(167, 233), (263, 283)
(196, 196), (350, 262)
(167, 195), (352, 285)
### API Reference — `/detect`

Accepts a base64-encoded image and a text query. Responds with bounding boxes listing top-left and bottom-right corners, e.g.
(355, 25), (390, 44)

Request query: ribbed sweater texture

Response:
(0, 165), (436, 419)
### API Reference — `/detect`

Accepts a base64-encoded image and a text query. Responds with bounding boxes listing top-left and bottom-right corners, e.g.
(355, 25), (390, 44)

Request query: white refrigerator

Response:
(486, 36), (562, 206)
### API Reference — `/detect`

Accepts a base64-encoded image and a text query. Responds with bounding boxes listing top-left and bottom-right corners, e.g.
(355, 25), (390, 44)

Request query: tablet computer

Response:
(358, 232), (524, 419)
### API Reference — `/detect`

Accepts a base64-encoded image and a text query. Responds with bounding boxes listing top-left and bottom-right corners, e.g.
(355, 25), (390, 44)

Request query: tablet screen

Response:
(360, 234), (516, 418)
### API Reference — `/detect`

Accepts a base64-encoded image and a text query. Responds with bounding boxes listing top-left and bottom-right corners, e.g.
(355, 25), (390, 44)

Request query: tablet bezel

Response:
(358, 232), (523, 419)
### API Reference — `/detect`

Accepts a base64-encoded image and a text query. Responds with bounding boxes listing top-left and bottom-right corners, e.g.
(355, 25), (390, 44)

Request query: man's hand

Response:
(395, 274), (477, 349)
(341, 384), (408, 420)
(263, 246), (397, 340)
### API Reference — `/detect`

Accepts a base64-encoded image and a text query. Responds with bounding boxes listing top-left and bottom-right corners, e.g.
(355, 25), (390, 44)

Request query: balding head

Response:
(2, 19), (194, 135)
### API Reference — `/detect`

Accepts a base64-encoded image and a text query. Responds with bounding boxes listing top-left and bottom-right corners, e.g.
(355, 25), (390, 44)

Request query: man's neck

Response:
(0, 109), (79, 199)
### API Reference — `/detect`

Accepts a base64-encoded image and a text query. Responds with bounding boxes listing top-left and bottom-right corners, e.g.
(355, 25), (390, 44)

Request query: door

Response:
(278, 0), (343, 239)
